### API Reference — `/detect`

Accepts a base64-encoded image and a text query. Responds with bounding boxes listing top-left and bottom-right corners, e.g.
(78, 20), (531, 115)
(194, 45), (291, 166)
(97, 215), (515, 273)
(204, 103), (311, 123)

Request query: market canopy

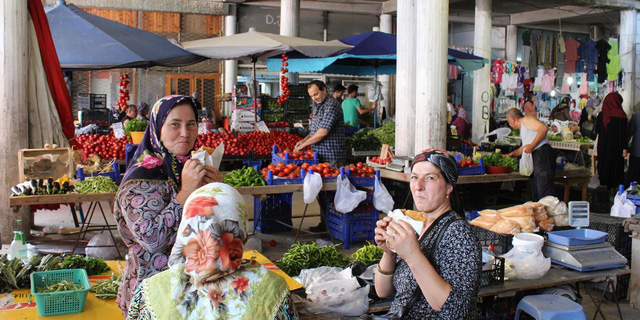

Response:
(181, 29), (352, 61)
(45, 1), (205, 70)
(448, 48), (489, 72)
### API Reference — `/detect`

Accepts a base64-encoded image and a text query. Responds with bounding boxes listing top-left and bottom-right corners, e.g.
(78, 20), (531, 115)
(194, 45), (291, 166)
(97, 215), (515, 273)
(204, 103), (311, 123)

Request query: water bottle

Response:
(9, 219), (27, 261)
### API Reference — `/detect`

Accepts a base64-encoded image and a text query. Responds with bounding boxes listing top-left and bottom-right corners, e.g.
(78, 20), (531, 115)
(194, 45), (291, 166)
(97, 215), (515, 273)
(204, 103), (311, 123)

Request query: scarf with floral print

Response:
(411, 148), (458, 187)
(120, 95), (199, 191)
(165, 183), (288, 319)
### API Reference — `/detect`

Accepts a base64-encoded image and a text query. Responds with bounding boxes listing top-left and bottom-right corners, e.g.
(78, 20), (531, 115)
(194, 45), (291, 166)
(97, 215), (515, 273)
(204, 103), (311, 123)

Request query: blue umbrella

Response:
(268, 31), (487, 75)
(45, 1), (204, 70)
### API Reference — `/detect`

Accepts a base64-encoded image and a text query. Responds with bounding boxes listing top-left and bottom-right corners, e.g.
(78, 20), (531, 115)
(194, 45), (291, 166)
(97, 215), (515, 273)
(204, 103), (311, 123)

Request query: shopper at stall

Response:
(451, 104), (469, 139)
(122, 106), (138, 128)
(341, 84), (377, 127)
(374, 149), (481, 319)
(505, 108), (556, 201)
(523, 95), (536, 117)
(549, 97), (572, 121)
(294, 80), (346, 232)
(447, 97), (456, 124)
(114, 95), (223, 316)
(126, 183), (297, 320)
(136, 102), (150, 121)
(333, 83), (346, 106)
(596, 92), (629, 190)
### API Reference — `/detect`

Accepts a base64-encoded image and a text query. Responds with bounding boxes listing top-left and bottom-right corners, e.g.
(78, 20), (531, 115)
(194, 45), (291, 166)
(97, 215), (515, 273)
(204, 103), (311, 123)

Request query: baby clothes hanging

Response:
(579, 73), (589, 96)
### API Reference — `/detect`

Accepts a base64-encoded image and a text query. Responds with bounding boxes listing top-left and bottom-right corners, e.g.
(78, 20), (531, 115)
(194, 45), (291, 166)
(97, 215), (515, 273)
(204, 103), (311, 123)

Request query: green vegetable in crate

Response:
(351, 242), (383, 266)
(60, 255), (110, 276)
(75, 176), (119, 194)
(274, 242), (351, 277)
(548, 135), (563, 141)
(368, 121), (395, 147)
(223, 166), (266, 187)
(482, 152), (518, 171)
(37, 280), (84, 293)
(124, 118), (149, 136)
(346, 133), (381, 152)
(576, 136), (592, 143)
(90, 274), (121, 299)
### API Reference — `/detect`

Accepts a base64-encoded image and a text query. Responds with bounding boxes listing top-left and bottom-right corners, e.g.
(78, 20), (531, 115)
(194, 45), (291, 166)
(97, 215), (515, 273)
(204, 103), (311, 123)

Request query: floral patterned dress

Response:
(114, 179), (182, 316)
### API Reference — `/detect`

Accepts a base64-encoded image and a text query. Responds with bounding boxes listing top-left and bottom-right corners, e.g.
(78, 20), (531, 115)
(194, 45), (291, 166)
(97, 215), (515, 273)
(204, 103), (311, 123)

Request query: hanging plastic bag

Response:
(611, 191), (635, 218)
(373, 176), (394, 213)
(519, 152), (534, 176)
(334, 174), (366, 213)
(295, 267), (370, 316)
(303, 170), (323, 204)
(367, 79), (383, 102)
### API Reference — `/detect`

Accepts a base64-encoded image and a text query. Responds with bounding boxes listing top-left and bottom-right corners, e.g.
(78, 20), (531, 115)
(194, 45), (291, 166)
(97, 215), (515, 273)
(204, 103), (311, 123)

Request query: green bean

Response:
(37, 280), (84, 293)
(90, 274), (120, 299)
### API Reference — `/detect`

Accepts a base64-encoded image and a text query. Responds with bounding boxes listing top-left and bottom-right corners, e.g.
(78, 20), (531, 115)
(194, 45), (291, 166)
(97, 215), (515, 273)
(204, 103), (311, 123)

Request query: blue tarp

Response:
(268, 31), (487, 75)
(45, 2), (204, 70)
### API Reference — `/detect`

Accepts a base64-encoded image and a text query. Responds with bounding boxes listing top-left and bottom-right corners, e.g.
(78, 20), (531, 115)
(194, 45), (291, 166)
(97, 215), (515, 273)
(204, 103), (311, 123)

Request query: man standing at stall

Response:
(505, 108), (556, 201)
(342, 84), (377, 127)
(294, 80), (346, 232)
(333, 83), (346, 106)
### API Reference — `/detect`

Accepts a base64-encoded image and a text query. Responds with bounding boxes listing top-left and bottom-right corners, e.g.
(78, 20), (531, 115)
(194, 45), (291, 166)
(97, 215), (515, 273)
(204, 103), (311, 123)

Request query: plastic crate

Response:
(31, 269), (90, 317)
(345, 127), (359, 137)
(271, 145), (319, 166)
(253, 193), (293, 233)
(265, 170), (303, 185)
(77, 162), (120, 184)
(456, 156), (485, 176)
(242, 160), (262, 172)
(344, 168), (378, 187)
(327, 214), (376, 249)
(589, 214), (632, 263)
(479, 257), (505, 288)
(327, 202), (379, 221)
(470, 225), (513, 255)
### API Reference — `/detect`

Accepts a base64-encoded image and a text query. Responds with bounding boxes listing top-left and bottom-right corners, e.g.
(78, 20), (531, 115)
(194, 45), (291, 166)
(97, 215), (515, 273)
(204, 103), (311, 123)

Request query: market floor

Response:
(3, 193), (640, 319)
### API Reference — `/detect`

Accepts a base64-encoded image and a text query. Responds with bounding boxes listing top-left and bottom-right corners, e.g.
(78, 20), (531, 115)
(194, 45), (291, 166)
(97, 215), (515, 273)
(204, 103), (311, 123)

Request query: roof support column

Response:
(223, 4), (237, 117)
(471, 0), (492, 143)
(394, 0), (416, 156)
(414, 0), (449, 151)
(280, 0), (300, 88)
(379, 13), (393, 124)
(620, 9), (636, 114)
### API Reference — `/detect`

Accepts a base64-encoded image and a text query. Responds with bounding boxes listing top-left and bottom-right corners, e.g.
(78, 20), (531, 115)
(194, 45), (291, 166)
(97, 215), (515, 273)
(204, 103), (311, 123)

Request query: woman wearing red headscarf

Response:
(595, 92), (629, 189)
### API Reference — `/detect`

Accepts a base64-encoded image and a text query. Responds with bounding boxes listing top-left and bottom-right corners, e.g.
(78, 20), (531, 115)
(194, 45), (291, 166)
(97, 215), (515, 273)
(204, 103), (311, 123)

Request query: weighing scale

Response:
(541, 201), (628, 272)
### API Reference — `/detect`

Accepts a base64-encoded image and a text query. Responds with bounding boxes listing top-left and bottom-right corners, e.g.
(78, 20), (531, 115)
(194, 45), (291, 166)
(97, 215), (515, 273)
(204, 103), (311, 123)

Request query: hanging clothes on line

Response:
(556, 36), (566, 87)
(596, 39), (611, 84)
(530, 34), (539, 77)
(607, 40), (622, 82)
(564, 38), (581, 73)
(448, 64), (459, 80)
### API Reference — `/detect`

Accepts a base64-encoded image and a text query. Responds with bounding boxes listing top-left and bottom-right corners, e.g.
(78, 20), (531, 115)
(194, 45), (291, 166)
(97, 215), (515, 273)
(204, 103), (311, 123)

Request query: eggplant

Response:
(61, 181), (69, 192)
(38, 178), (44, 189)
(52, 182), (61, 194)
(30, 179), (38, 190)
(46, 178), (53, 195)
(11, 186), (21, 196)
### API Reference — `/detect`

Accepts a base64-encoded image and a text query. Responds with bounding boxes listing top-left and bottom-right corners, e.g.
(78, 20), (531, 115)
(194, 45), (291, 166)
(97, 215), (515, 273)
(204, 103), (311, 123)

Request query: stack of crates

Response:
(232, 84), (262, 132)
(326, 169), (380, 249)
(252, 168), (304, 234)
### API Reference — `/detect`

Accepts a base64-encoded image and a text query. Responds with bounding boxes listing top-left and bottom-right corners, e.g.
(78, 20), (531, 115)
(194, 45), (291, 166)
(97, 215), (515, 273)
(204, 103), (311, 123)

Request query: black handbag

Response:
(372, 215), (463, 319)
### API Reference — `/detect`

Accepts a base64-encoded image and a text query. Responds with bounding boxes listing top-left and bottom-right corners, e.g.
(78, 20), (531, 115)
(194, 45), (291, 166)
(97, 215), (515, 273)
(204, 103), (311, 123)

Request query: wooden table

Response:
(379, 167), (591, 203)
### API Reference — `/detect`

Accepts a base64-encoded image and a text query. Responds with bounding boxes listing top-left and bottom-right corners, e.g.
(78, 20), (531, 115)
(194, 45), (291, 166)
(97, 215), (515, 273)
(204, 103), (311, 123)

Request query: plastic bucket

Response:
(512, 233), (544, 254)
(129, 131), (144, 144)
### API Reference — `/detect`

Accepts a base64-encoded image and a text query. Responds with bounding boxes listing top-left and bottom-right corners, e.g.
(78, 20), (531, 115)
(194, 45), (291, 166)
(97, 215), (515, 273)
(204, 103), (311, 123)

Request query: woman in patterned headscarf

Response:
(126, 183), (297, 320)
(373, 149), (481, 319)
(114, 95), (223, 316)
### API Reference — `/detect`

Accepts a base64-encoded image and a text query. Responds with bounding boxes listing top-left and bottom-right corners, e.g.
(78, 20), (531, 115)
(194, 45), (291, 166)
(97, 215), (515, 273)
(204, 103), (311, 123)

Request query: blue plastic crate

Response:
(345, 126), (359, 137)
(77, 162), (120, 184)
(265, 170), (302, 185)
(243, 160), (262, 172)
(271, 145), (319, 166)
(456, 157), (485, 176)
(344, 168), (378, 187)
(327, 202), (379, 221)
(253, 193), (293, 233)
(327, 214), (376, 249)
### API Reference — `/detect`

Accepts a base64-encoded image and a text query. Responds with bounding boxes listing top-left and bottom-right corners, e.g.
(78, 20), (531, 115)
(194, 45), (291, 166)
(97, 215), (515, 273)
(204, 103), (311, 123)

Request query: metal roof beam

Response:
(42, 0), (228, 15)
(242, 1), (382, 15)
(510, 5), (609, 25)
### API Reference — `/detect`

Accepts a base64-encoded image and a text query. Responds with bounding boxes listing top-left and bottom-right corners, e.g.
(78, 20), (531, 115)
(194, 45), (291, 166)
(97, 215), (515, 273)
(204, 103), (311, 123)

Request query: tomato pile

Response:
(76, 134), (127, 159)
(275, 148), (315, 160)
(346, 162), (377, 177)
(369, 156), (391, 165)
(305, 163), (340, 178)
(262, 162), (340, 179)
(458, 157), (479, 168)
(195, 131), (301, 156)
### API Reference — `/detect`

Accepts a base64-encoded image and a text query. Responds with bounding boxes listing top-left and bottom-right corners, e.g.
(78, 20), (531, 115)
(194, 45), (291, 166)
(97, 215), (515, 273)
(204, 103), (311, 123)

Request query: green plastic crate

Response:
(30, 269), (90, 317)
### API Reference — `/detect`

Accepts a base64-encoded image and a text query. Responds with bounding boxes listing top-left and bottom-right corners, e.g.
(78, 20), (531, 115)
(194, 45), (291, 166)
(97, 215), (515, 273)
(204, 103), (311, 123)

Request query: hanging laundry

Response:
(541, 69), (555, 93)
(556, 36), (565, 86)
(530, 34), (539, 77)
(564, 38), (581, 73)
(544, 36), (551, 69)
(515, 65), (526, 85)
(522, 30), (531, 46)
(577, 40), (597, 81)
(579, 73), (589, 96)
(558, 36), (566, 53)
(522, 45), (531, 68)
(607, 40), (622, 82)
(595, 39), (611, 84)
(533, 74), (542, 92)
(552, 35), (557, 68)
(492, 59), (505, 84)
(561, 74), (571, 94)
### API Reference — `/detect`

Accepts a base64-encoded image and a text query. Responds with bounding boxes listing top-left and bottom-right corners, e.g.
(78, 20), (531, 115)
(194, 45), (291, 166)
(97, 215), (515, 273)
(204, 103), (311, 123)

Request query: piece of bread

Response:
(479, 209), (502, 222)
(400, 209), (426, 222)
(499, 205), (534, 217)
(192, 146), (214, 155)
(503, 216), (536, 232)
(470, 215), (497, 229)
(490, 219), (521, 235)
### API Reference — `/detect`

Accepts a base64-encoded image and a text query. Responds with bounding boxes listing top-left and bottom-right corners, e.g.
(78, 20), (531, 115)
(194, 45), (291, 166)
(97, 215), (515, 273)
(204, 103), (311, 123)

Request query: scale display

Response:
(568, 201), (589, 227)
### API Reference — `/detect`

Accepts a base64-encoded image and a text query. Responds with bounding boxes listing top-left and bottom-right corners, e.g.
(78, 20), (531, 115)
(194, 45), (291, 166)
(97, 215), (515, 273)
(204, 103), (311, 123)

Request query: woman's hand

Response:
(181, 159), (206, 193)
(202, 166), (223, 185)
(374, 216), (395, 255)
(386, 220), (420, 261)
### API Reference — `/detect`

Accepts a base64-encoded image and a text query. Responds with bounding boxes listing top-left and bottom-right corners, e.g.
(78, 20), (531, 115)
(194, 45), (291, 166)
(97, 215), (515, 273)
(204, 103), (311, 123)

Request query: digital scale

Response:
(541, 201), (628, 272)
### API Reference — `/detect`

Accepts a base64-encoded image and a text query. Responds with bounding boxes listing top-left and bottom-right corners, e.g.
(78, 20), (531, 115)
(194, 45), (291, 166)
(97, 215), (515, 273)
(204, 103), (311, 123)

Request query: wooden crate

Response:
(18, 148), (74, 183)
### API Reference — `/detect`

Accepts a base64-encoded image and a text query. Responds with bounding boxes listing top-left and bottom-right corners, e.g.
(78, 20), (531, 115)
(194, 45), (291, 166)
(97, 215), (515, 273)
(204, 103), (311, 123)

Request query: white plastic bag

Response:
(303, 170), (323, 204)
(367, 79), (383, 102)
(611, 191), (635, 218)
(501, 245), (550, 280)
(519, 152), (533, 176)
(334, 174), (366, 213)
(295, 267), (369, 316)
(373, 176), (394, 213)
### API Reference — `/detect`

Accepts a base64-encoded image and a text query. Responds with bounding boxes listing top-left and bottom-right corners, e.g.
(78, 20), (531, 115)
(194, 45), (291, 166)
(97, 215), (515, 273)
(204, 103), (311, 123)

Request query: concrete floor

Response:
(3, 193), (640, 319)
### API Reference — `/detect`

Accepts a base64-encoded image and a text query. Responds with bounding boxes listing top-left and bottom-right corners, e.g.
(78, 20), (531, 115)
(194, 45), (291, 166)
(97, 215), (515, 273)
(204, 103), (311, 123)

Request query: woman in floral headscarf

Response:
(126, 183), (297, 320)
(114, 95), (222, 315)
(373, 149), (481, 319)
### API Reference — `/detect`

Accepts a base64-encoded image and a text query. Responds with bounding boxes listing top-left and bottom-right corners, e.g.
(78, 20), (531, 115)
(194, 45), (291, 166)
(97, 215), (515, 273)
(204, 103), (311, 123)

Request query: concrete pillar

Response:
(223, 4), (237, 118)
(506, 24), (518, 63)
(620, 9), (636, 116)
(471, 0), (492, 143)
(395, 0), (417, 156)
(280, 0), (300, 88)
(379, 14), (393, 123)
(0, 0), (30, 243)
(414, 1), (449, 151)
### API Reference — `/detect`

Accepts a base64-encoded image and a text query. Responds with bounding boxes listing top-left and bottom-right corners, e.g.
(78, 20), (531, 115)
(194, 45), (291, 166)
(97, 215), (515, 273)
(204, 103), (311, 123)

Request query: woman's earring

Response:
(446, 194), (450, 199)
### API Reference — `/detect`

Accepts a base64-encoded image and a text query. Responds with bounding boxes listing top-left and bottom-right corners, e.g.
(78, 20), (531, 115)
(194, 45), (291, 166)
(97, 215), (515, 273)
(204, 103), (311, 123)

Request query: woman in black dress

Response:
(596, 92), (629, 190)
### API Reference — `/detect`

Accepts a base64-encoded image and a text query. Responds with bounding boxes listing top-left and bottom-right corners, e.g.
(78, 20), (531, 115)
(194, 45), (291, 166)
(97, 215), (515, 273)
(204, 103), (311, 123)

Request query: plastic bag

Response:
(295, 267), (369, 316)
(519, 152), (533, 176)
(303, 170), (323, 204)
(373, 176), (394, 213)
(334, 174), (366, 213)
(611, 191), (635, 218)
(501, 244), (550, 280)
(367, 79), (383, 102)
